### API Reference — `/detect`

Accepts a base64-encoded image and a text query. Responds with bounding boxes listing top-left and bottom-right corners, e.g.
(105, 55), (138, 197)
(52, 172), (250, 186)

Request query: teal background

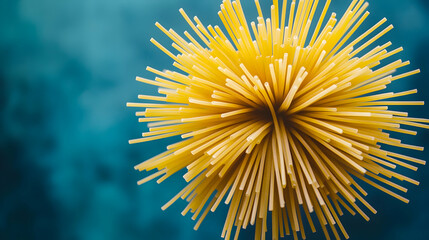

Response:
(1, 0), (429, 239)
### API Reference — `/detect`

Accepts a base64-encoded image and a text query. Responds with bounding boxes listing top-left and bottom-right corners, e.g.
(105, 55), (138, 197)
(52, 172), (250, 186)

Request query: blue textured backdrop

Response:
(1, 0), (429, 239)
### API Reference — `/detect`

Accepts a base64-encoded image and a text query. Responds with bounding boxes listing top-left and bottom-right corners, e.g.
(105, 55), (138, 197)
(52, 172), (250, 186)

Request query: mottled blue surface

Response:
(1, 0), (429, 239)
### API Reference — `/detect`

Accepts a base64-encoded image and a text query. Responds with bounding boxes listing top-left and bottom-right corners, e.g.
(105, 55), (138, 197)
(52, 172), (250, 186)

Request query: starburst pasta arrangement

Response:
(127, 0), (427, 239)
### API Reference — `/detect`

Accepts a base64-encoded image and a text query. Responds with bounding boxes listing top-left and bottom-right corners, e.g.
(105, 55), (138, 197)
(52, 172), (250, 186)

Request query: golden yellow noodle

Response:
(128, 0), (427, 239)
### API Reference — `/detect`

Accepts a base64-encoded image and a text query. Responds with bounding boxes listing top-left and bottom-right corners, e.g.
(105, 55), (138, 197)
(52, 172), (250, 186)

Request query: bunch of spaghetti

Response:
(128, 0), (427, 239)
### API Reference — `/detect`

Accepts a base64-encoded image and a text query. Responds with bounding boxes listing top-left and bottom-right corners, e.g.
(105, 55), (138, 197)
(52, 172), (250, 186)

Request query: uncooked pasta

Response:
(127, 0), (427, 239)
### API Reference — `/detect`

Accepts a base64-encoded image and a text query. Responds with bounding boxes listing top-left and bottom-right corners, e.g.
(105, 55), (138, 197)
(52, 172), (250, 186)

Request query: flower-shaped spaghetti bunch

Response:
(128, 0), (427, 239)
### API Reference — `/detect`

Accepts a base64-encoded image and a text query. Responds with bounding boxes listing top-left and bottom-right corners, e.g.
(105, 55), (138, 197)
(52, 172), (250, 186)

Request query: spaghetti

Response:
(128, 0), (426, 239)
